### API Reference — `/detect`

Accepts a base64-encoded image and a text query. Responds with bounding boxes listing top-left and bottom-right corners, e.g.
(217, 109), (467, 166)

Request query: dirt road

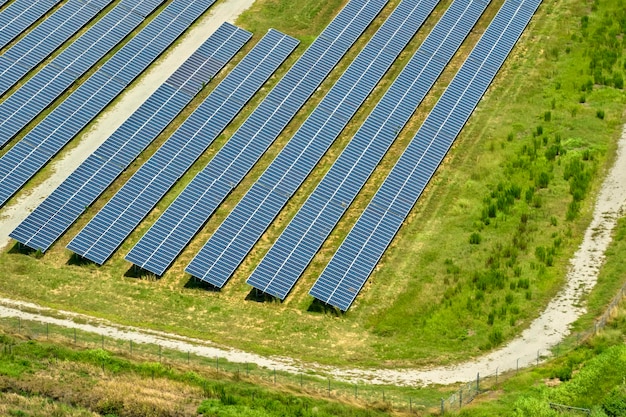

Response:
(1, 121), (625, 387)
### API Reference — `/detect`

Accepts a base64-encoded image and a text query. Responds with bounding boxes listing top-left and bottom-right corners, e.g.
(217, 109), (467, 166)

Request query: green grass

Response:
(0, 329), (409, 416)
(448, 311), (626, 416)
(1, 0), (625, 369)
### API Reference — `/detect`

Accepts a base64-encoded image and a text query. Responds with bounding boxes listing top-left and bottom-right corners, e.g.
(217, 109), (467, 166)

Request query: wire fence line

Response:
(0, 280), (624, 416)
(441, 278), (626, 413)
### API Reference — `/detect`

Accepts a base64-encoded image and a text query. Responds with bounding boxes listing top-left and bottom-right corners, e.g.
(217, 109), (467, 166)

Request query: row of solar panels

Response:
(246, 0), (492, 301)
(8, 0), (542, 312)
(0, 0), (60, 50)
(0, 0), (114, 98)
(70, 0), (389, 268)
(187, 0), (444, 289)
(13, 27), (300, 253)
(0, 0), (167, 148)
(0, 0), (222, 206)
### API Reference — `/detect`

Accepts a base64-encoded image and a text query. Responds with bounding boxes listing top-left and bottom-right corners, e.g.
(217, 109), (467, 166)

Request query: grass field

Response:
(0, 0), (625, 369)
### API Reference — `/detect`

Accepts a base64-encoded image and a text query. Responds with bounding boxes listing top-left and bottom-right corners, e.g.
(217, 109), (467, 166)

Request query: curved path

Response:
(0, 124), (624, 386)
(0, 0), (625, 386)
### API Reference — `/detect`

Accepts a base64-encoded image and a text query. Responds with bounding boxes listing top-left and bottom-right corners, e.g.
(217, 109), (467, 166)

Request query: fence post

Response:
(300, 372), (303, 388)
(328, 379), (330, 397)
(216, 357), (219, 372)
(441, 397), (444, 415)
(187, 351), (190, 364)
(537, 349), (540, 366)
(409, 397), (412, 413)
(476, 372), (480, 392)
(246, 362), (249, 376)
(130, 340), (133, 355)
(459, 388), (462, 409)
(355, 383), (357, 399)
(383, 389), (385, 402)
(273, 368), (276, 384)
(18, 317), (20, 333)
(517, 358), (519, 374)
(496, 367), (498, 387)
(101, 334), (104, 350)
(158, 345), (161, 362)
(74, 328), (76, 344)
(46, 323), (49, 339)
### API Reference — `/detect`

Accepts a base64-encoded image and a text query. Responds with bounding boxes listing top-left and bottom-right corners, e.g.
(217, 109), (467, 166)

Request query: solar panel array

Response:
(0, 0), (166, 148)
(67, 29), (299, 265)
(0, 0), (114, 97)
(311, 0), (543, 311)
(246, 0), (490, 300)
(0, 0), (220, 208)
(0, 0), (60, 50)
(186, 0), (441, 289)
(124, 0), (390, 276)
(10, 23), (251, 253)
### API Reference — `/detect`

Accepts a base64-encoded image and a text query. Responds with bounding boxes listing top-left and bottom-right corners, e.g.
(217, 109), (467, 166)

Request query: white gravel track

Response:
(0, 0), (625, 388)
(0, 125), (624, 386)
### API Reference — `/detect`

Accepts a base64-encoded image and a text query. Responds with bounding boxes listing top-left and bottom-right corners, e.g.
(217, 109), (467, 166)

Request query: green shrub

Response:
(470, 232), (482, 245)
(544, 111), (552, 122)
(613, 72), (624, 89)
(536, 172), (550, 189)
(489, 328), (503, 346)
(597, 109), (605, 119)
(602, 386), (626, 417)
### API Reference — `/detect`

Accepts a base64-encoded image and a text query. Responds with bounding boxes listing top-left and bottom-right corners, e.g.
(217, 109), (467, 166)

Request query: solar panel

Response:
(185, 0), (441, 289)
(10, 23), (251, 253)
(247, 0), (490, 300)
(310, 0), (543, 311)
(125, 0), (390, 276)
(0, 0), (114, 97)
(67, 29), (299, 264)
(0, 0), (61, 50)
(0, 0), (220, 208)
(0, 0), (166, 148)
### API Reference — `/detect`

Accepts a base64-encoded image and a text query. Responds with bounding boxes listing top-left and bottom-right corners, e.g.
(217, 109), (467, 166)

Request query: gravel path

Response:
(0, 0), (625, 387)
(0, 0), (256, 250)
(0, 123), (624, 386)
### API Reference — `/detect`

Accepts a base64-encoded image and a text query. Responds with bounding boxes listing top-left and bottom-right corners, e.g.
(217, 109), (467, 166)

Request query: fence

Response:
(0, 280), (624, 416)
(439, 277), (626, 413)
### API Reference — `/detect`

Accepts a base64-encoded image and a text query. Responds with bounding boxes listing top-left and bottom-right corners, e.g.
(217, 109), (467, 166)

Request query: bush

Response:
(603, 386), (626, 417)
(536, 172), (550, 189)
(469, 232), (482, 245)
(489, 328), (503, 346)
(513, 396), (558, 417)
(613, 72), (624, 89)
(544, 111), (552, 122)
(551, 364), (573, 381)
(597, 109), (605, 119)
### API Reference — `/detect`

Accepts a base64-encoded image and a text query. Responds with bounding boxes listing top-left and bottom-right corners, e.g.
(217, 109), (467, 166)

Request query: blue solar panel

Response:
(125, 0), (390, 276)
(9, 23), (251, 252)
(0, 0), (220, 208)
(0, 0), (113, 97)
(310, 0), (543, 311)
(67, 29), (299, 264)
(246, 0), (490, 300)
(0, 0), (60, 50)
(0, 0), (165, 149)
(185, 0), (441, 289)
